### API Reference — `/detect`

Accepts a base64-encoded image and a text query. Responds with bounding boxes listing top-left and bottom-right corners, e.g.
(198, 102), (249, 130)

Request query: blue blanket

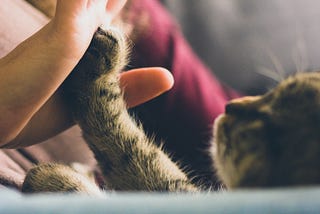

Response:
(0, 187), (319, 213)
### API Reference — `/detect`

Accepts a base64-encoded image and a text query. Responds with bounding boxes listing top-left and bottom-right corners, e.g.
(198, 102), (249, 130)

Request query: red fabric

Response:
(128, 0), (239, 188)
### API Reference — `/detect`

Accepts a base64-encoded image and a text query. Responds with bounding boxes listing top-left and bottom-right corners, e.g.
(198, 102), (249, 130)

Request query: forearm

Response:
(2, 89), (74, 149)
(0, 22), (80, 146)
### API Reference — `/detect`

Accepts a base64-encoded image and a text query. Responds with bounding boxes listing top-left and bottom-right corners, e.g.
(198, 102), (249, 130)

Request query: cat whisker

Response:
(267, 50), (286, 81)
(292, 29), (309, 74)
(252, 45), (285, 83)
(256, 67), (283, 83)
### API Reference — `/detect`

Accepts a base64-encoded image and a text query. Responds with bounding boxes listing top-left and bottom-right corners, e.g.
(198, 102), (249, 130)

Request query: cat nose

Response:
(225, 96), (259, 114)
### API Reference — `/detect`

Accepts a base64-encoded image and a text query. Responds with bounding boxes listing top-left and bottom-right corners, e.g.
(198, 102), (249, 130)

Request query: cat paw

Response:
(22, 163), (102, 196)
(63, 27), (128, 97)
(87, 27), (128, 76)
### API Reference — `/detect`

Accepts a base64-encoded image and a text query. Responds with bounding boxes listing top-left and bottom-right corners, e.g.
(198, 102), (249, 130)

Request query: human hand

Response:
(50, 0), (127, 60)
(1, 0), (174, 148)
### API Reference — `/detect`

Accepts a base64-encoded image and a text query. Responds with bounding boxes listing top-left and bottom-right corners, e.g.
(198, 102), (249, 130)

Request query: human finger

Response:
(120, 67), (174, 108)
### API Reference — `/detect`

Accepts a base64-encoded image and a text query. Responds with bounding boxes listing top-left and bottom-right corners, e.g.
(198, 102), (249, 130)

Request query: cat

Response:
(22, 27), (320, 195)
(213, 71), (320, 188)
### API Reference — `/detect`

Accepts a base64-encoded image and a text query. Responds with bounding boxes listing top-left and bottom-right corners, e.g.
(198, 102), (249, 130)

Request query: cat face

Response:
(212, 72), (320, 188)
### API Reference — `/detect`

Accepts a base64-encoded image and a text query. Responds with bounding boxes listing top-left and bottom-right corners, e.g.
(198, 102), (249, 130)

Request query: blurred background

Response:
(161, 0), (320, 95)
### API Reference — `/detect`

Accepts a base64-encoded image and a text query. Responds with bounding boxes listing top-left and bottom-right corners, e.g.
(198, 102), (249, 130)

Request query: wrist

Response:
(0, 21), (86, 145)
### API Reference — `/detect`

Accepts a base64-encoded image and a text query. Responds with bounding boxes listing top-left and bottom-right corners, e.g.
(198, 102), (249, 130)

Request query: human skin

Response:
(0, 0), (173, 148)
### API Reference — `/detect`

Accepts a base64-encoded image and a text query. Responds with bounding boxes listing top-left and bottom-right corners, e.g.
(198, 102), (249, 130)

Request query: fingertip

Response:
(121, 67), (174, 93)
(151, 67), (175, 92)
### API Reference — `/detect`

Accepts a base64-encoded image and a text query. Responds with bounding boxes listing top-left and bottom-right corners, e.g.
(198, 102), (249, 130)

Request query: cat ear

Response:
(228, 96), (260, 105)
(226, 96), (261, 114)
(226, 96), (273, 115)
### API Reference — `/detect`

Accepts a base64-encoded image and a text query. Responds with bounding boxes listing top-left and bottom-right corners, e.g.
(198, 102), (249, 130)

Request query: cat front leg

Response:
(67, 28), (198, 192)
